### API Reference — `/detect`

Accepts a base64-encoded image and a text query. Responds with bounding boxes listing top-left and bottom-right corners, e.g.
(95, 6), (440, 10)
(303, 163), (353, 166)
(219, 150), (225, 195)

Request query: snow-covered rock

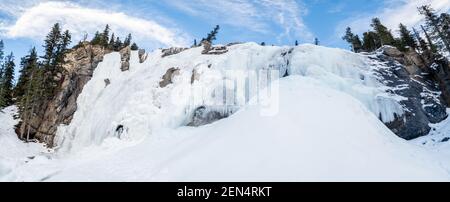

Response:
(53, 43), (413, 152)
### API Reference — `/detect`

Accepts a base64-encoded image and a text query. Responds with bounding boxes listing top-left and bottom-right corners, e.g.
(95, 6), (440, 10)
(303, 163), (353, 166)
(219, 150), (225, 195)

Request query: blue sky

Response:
(1, 0), (450, 76)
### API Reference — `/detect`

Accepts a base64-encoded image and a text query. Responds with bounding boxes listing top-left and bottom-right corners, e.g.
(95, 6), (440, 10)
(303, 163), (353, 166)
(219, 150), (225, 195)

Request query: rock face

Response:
(159, 67), (180, 88)
(161, 47), (187, 58)
(371, 46), (448, 140)
(120, 46), (131, 71)
(187, 106), (229, 127)
(16, 43), (115, 147)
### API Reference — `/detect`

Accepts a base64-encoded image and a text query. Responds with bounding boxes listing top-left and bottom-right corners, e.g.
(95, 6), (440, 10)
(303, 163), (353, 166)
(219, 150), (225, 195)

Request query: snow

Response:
(55, 43), (405, 153)
(1, 43), (450, 181)
(2, 76), (450, 181)
(0, 106), (46, 181)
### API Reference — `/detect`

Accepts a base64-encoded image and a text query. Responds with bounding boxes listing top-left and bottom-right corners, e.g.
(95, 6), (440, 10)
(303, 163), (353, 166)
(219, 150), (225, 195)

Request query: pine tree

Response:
(0, 40), (3, 64)
(398, 23), (417, 51)
(314, 38), (320, 45)
(40, 23), (71, 99)
(193, 39), (197, 47)
(421, 25), (438, 54)
(352, 35), (363, 52)
(130, 43), (139, 51)
(362, 31), (379, 52)
(123, 33), (132, 47)
(419, 5), (450, 53)
(342, 27), (362, 52)
(15, 47), (38, 100)
(0, 40), (4, 108)
(113, 37), (123, 51)
(109, 33), (115, 50)
(205, 25), (220, 44)
(371, 18), (395, 46)
(440, 13), (450, 44)
(101, 24), (110, 47)
(0, 52), (15, 108)
(91, 31), (102, 45)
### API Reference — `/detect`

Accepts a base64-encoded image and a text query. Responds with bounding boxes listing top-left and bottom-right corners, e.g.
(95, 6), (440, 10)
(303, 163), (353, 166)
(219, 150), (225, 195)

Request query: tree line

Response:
(89, 24), (139, 51)
(343, 5), (450, 59)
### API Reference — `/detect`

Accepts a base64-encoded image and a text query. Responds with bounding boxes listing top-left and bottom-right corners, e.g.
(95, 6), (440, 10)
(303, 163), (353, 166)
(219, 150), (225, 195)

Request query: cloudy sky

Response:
(1, 0), (450, 72)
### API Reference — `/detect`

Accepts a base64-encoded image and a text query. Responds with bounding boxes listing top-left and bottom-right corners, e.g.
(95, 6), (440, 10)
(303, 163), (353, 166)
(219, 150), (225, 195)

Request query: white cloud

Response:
(337, 0), (450, 36)
(0, 1), (189, 48)
(168, 0), (313, 42)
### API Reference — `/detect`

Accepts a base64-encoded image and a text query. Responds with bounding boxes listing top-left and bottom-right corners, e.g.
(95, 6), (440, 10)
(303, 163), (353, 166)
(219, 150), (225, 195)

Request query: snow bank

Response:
(0, 106), (45, 181)
(54, 43), (405, 153)
(16, 76), (448, 181)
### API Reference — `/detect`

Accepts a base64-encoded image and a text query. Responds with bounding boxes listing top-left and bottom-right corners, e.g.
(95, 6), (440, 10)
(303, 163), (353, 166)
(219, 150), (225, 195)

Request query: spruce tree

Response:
(113, 37), (123, 51)
(15, 47), (38, 100)
(101, 24), (110, 47)
(0, 40), (4, 108)
(342, 27), (362, 52)
(123, 33), (132, 47)
(130, 43), (139, 51)
(0, 52), (15, 108)
(109, 33), (115, 49)
(371, 18), (395, 46)
(398, 23), (417, 51)
(205, 25), (220, 44)
(91, 31), (102, 45)
(41, 23), (71, 99)
(362, 31), (379, 52)
(419, 5), (450, 53)
(314, 38), (320, 45)
(421, 25), (438, 54)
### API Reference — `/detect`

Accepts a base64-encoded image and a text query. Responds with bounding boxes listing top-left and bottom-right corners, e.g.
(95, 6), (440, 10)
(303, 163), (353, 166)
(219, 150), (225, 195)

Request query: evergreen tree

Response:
(123, 33), (132, 47)
(130, 43), (139, 51)
(0, 40), (4, 108)
(193, 39), (197, 47)
(419, 5), (450, 53)
(362, 31), (379, 52)
(421, 25), (438, 54)
(371, 18), (395, 46)
(15, 47), (38, 100)
(109, 33), (115, 49)
(205, 25), (220, 43)
(0, 52), (15, 108)
(342, 27), (362, 52)
(101, 24), (110, 47)
(295, 40), (299, 46)
(113, 37), (123, 51)
(40, 23), (71, 99)
(0, 40), (3, 64)
(398, 23), (417, 51)
(91, 31), (102, 45)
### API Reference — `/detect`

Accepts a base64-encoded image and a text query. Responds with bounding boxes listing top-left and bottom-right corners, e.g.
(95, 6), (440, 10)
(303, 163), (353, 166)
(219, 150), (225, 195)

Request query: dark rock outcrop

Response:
(187, 106), (229, 127)
(161, 47), (187, 58)
(371, 46), (448, 140)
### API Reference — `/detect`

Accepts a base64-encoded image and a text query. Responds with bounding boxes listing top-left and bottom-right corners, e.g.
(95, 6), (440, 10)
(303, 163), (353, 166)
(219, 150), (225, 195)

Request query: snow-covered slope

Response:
(54, 43), (405, 153)
(0, 107), (45, 180)
(3, 76), (449, 181)
(2, 43), (450, 181)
